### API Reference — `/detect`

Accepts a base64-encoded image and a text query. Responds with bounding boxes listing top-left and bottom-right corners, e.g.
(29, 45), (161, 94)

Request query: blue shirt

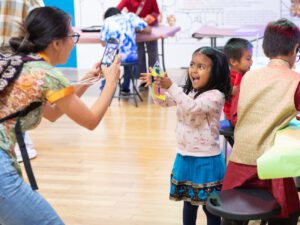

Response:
(100, 13), (147, 63)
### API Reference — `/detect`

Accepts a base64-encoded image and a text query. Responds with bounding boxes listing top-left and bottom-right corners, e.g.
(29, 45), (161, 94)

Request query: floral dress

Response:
(0, 54), (74, 176)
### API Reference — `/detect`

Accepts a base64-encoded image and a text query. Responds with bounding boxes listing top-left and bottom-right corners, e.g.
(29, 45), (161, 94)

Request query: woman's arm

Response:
(140, 25), (151, 34)
(43, 63), (104, 122)
(43, 83), (92, 122)
(44, 56), (121, 130)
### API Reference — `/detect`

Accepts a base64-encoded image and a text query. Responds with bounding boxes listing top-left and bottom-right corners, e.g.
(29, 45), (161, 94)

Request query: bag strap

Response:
(0, 101), (42, 190)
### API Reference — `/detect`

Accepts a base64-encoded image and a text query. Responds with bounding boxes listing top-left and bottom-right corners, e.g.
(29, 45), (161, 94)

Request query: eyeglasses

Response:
(67, 32), (80, 44)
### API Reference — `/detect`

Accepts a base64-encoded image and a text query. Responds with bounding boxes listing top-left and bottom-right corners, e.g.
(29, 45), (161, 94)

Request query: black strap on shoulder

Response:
(0, 101), (42, 190)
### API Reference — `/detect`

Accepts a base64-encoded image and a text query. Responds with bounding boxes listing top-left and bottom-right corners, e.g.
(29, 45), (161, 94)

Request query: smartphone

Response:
(100, 37), (119, 66)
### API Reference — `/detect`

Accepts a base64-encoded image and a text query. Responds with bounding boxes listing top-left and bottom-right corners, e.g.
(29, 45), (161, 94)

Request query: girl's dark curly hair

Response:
(183, 46), (231, 100)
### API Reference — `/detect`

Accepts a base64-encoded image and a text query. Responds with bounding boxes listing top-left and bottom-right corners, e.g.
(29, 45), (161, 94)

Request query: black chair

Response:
(114, 61), (143, 107)
(206, 189), (281, 225)
(219, 119), (234, 162)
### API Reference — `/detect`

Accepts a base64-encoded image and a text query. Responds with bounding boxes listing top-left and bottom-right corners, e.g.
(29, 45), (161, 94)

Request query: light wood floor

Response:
(24, 90), (209, 225)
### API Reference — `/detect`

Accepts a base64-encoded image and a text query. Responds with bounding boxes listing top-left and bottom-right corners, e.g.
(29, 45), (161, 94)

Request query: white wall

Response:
(75, 0), (300, 69)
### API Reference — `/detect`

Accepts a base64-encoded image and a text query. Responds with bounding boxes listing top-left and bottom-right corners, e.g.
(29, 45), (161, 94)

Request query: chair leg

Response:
(132, 65), (143, 102)
(118, 75), (122, 101)
(129, 66), (138, 107)
(223, 137), (227, 164)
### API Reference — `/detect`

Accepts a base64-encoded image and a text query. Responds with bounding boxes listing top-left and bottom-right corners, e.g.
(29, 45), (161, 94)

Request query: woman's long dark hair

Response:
(183, 47), (231, 100)
(9, 6), (70, 54)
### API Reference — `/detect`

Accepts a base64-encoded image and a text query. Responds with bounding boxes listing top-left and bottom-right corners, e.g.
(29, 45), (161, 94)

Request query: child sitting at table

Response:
(99, 7), (151, 94)
(222, 18), (300, 225)
(223, 38), (253, 126)
(117, 0), (161, 91)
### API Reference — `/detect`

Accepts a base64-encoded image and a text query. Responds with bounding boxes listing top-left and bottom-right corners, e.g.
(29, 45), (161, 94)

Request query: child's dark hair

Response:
(263, 18), (300, 57)
(224, 38), (253, 62)
(9, 7), (70, 54)
(104, 7), (121, 19)
(183, 47), (231, 100)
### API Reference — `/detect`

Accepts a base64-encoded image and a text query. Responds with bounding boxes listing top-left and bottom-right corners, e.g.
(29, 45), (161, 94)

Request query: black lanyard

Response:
(0, 101), (42, 190)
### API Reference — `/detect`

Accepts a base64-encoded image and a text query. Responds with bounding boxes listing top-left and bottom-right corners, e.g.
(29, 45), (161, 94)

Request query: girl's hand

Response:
(140, 72), (152, 86)
(155, 73), (172, 89)
(101, 55), (121, 85)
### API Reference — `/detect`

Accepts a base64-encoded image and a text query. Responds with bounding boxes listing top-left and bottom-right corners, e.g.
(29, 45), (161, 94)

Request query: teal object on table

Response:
(257, 118), (300, 179)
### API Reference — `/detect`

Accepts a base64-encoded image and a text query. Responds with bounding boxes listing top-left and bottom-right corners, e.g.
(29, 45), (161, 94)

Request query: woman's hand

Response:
(101, 55), (121, 86)
(155, 73), (172, 89)
(81, 62), (102, 81)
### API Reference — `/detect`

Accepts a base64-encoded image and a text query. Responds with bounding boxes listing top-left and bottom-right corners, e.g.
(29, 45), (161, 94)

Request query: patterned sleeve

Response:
(42, 66), (75, 104)
(128, 13), (147, 31)
(152, 84), (177, 107)
(167, 84), (225, 114)
(100, 21), (109, 42)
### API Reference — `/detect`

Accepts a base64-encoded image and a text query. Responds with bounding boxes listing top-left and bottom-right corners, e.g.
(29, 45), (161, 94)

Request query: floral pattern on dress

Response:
(0, 56), (71, 175)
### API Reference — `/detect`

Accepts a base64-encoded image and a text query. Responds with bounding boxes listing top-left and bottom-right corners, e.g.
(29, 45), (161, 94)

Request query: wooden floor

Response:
(23, 88), (300, 225)
(25, 90), (209, 225)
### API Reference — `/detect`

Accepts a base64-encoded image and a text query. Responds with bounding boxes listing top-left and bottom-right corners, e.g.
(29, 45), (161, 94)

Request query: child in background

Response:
(99, 7), (151, 94)
(142, 47), (231, 225)
(222, 18), (300, 225)
(223, 38), (253, 126)
(117, 0), (160, 90)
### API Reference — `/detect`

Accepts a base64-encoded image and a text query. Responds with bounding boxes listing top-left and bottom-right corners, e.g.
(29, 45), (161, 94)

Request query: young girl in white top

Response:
(143, 47), (231, 225)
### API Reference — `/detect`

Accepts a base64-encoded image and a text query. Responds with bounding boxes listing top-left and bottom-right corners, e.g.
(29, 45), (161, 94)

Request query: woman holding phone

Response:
(0, 6), (120, 225)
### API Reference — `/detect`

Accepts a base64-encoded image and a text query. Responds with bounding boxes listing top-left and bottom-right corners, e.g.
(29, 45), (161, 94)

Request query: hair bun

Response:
(9, 36), (36, 54)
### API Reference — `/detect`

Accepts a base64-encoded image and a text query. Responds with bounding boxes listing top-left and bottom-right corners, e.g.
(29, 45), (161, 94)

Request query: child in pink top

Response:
(142, 47), (231, 225)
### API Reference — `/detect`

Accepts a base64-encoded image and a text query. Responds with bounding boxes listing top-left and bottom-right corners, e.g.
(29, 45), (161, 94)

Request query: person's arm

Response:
(117, 0), (128, 11)
(43, 62), (104, 121)
(156, 76), (224, 113)
(230, 85), (240, 126)
(99, 21), (108, 47)
(232, 73), (242, 96)
(140, 72), (176, 107)
(231, 85), (237, 96)
(150, 0), (160, 18)
(138, 25), (151, 34)
(43, 56), (121, 130)
(100, 40), (106, 47)
(144, 0), (160, 25)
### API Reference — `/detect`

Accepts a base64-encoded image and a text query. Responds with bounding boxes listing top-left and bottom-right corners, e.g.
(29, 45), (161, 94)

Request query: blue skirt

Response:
(170, 153), (226, 205)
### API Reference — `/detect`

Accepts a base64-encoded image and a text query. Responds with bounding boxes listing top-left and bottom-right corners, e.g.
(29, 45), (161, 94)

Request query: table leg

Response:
(211, 37), (217, 48)
(161, 38), (166, 72)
